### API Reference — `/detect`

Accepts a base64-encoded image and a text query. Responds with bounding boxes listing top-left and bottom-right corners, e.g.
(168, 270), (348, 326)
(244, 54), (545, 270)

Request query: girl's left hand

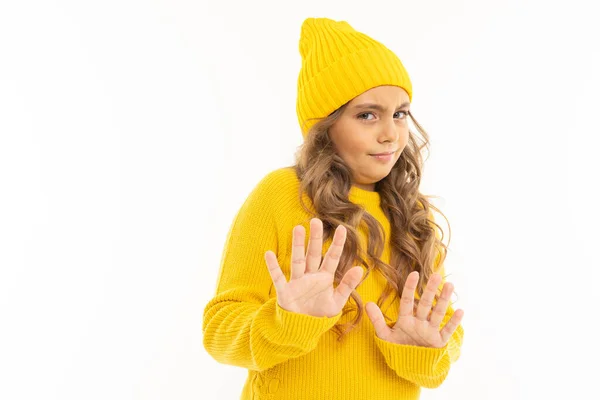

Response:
(365, 271), (464, 348)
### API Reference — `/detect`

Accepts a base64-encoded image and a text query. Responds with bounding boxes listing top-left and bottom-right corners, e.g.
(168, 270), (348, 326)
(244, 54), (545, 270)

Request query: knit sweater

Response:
(202, 167), (464, 400)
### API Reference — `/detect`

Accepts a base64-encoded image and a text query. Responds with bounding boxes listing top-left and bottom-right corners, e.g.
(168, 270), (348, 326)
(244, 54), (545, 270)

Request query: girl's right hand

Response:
(264, 218), (364, 318)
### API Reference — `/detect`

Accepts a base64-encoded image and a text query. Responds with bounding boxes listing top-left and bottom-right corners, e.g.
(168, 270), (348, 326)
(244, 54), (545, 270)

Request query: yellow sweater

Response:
(202, 167), (464, 400)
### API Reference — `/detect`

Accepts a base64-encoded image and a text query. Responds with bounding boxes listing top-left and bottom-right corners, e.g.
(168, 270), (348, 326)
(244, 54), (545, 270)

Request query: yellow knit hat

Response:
(296, 17), (413, 139)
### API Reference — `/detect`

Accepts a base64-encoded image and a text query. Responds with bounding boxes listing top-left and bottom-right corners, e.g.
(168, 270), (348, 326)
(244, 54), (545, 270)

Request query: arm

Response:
(202, 176), (341, 372)
(373, 280), (464, 388)
(373, 211), (464, 388)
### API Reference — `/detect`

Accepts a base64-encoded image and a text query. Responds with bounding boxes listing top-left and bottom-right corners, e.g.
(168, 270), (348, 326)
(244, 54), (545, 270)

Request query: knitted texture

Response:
(202, 167), (464, 399)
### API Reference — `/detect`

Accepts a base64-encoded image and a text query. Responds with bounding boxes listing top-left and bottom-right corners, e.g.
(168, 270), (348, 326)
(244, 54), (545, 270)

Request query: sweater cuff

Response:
(373, 334), (450, 376)
(269, 299), (342, 346)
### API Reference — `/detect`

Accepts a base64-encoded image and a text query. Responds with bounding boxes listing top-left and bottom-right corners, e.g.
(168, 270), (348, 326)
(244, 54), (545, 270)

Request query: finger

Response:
(333, 266), (363, 306)
(440, 308), (464, 344)
(264, 250), (287, 293)
(398, 271), (419, 317)
(320, 225), (347, 275)
(429, 281), (453, 328)
(365, 302), (391, 340)
(290, 225), (306, 280)
(415, 273), (442, 320)
(305, 218), (323, 274)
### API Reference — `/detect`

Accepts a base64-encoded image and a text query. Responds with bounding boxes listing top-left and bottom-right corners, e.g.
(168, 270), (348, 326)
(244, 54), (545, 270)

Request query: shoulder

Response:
(248, 166), (301, 202)
(240, 166), (302, 213)
(257, 166), (300, 189)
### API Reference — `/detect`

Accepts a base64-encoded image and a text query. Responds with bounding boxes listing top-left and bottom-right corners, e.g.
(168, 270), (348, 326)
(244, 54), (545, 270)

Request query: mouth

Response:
(370, 150), (396, 156)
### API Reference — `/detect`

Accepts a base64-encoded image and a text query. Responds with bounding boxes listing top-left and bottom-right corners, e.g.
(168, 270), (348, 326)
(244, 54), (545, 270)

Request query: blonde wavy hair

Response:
(293, 104), (453, 342)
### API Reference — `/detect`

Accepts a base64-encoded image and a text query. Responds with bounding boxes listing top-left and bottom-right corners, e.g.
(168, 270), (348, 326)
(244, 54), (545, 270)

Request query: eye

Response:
(357, 111), (409, 121)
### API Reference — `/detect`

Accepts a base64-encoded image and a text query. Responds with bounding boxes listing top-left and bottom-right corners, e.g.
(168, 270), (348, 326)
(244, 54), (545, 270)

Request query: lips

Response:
(370, 150), (396, 156)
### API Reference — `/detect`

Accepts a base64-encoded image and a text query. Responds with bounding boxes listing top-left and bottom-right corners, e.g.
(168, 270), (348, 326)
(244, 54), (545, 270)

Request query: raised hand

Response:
(365, 271), (464, 348)
(264, 218), (364, 318)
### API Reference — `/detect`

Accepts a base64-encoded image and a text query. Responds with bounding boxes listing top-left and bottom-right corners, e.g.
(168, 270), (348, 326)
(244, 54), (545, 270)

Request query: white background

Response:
(1, 0), (598, 399)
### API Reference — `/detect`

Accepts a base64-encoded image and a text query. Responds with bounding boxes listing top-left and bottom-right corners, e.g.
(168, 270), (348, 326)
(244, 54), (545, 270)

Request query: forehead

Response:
(350, 85), (410, 105)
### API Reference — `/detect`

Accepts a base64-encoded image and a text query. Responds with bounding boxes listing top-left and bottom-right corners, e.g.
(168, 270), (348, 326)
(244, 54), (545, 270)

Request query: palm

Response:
(366, 271), (464, 348)
(277, 270), (341, 317)
(388, 314), (446, 348)
(264, 218), (364, 318)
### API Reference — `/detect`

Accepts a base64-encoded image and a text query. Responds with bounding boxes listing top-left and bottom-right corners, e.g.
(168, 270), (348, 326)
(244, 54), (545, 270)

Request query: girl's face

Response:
(329, 85), (411, 191)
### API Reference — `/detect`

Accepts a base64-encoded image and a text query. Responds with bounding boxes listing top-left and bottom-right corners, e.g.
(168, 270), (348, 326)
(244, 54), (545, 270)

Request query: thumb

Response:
(365, 302), (390, 340)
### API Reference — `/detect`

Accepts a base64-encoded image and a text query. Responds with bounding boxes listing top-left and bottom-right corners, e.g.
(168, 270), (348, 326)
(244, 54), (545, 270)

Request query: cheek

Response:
(401, 125), (410, 140)
(335, 138), (367, 160)
(345, 138), (370, 157)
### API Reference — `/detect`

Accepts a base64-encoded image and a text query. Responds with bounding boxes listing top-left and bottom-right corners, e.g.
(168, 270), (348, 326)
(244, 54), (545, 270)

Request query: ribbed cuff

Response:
(270, 299), (342, 347)
(373, 334), (449, 376)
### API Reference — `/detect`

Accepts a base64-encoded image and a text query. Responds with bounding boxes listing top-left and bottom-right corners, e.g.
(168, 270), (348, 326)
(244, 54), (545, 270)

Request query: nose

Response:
(378, 117), (399, 144)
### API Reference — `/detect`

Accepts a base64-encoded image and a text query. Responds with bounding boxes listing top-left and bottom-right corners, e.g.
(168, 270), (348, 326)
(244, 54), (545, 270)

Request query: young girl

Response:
(203, 17), (465, 400)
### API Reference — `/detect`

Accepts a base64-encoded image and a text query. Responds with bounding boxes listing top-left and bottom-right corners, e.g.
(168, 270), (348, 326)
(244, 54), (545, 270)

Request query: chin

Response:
(366, 173), (389, 183)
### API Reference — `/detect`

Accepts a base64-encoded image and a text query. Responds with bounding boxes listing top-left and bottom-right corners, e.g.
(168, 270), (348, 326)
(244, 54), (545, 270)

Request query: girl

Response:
(203, 17), (465, 400)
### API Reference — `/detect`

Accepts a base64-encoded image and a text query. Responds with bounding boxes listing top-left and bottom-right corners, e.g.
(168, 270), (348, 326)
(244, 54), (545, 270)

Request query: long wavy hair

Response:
(293, 103), (453, 342)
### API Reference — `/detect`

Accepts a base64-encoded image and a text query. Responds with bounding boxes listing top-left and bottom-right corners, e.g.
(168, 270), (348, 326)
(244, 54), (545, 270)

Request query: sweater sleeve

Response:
(202, 174), (342, 372)
(373, 211), (464, 389)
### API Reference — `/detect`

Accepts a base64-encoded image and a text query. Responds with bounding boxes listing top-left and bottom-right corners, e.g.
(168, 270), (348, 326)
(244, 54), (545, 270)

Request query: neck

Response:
(352, 182), (375, 192)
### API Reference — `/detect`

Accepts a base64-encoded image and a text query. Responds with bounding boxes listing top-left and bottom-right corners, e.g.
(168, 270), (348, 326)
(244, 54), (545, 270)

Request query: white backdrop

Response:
(1, 0), (598, 399)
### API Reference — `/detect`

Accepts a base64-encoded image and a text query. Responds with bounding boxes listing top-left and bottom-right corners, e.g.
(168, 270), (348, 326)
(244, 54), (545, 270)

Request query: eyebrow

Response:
(351, 102), (411, 111)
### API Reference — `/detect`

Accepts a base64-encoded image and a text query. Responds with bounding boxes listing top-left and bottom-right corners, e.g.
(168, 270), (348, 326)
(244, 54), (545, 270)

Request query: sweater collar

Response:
(348, 185), (381, 207)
